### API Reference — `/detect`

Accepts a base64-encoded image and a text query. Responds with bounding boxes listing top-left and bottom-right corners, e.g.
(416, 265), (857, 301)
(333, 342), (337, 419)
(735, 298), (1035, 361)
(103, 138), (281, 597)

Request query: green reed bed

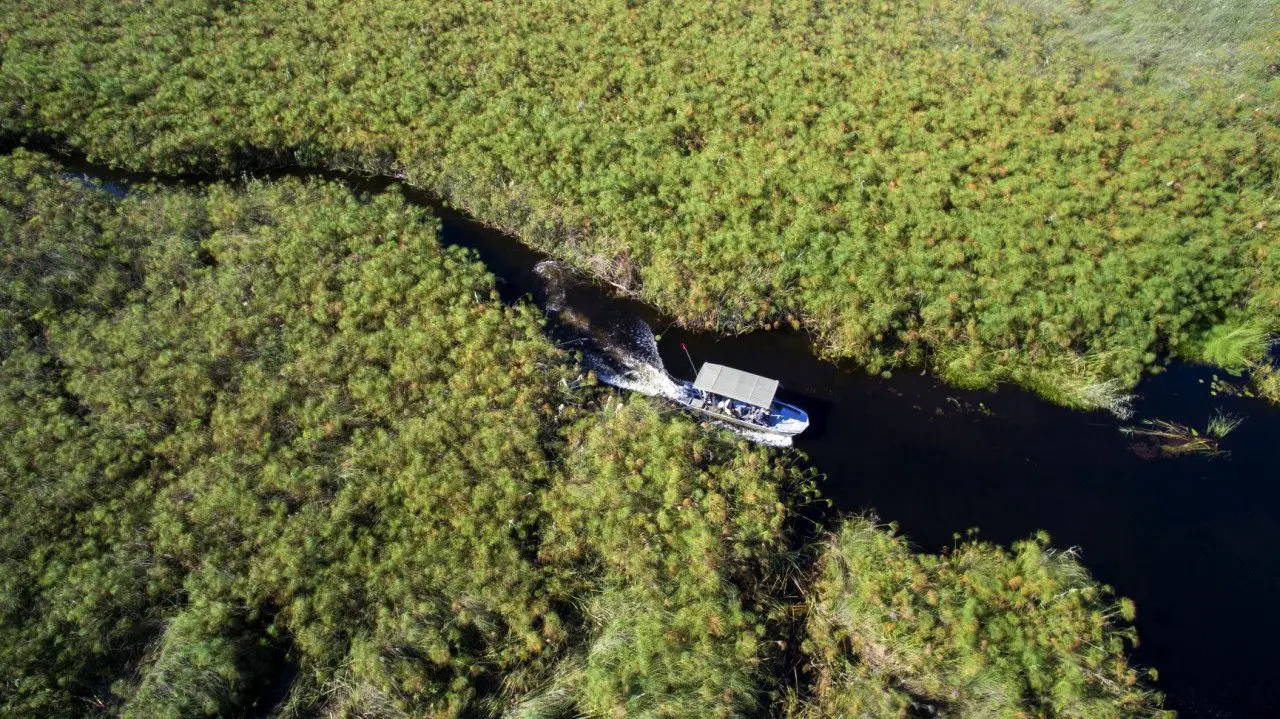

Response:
(0, 149), (1170, 717)
(1, 0), (1277, 409)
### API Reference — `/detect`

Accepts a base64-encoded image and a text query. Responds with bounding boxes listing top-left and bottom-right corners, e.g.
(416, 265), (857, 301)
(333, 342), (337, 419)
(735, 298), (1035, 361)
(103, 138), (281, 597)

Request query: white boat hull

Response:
(671, 380), (809, 437)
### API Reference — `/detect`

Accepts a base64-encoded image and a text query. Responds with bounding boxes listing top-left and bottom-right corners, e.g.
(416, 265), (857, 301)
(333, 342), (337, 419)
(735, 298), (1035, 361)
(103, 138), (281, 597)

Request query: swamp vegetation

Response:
(800, 520), (1169, 719)
(0, 150), (1170, 717)
(1, 0), (1277, 407)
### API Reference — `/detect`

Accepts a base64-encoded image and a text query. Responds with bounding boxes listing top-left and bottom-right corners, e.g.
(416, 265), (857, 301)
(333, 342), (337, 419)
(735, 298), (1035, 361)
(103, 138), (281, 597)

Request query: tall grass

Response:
(4, 0), (1278, 408)
(1198, 322), (1279, 403)
(1207, 410), (1244, 438)
(937, 347), (1138, 418)
(797, 517), (1171, 718)
(1252, 363), (1280, 404)
(1019, 0), (1280, 97)
(1201, 323), (1274, 372)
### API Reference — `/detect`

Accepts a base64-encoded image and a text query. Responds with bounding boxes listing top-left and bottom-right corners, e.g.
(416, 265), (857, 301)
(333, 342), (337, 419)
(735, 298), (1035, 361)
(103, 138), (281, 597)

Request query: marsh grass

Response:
(4, 0), (1279, 411)
(1201, 324), (1274, 373)
(1122, 411), (1243, 457)
(1252, 363), (1280, 405)
(797, 517), (1171, 718)
(1020, 0), (1280, 97)
(938, 348), (1138, 418)
(1065, 377), (1139, 420)
(1207, 410), (1244, 438)
(1123, 420), (1215, 455)
(1200, 324), (1280, 404)
(502, 656), (584, 719)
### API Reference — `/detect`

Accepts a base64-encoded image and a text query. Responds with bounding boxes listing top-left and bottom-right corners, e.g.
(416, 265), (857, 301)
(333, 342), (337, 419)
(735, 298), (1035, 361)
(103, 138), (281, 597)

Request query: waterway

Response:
(42, 151), (1280, 718)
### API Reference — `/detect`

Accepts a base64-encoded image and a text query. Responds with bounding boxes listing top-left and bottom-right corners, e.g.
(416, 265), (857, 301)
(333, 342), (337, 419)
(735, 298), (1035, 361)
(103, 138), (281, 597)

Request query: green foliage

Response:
(799, 518), (1171, 719)
(1017, 0), (1280, 99)
(535, 399), (811, 717)
(117, 597), (256, 719)
(1207, 410), (1243, 439)
(0, 148), (812, 718)
(1200, 322), (1273, 372)
(0, 148), (587, 717)
(1252, 362), (1280, 404)
(0, 151), (176, 717)
(0, 149), (1174, 718)
(1, 0), (1277, 404)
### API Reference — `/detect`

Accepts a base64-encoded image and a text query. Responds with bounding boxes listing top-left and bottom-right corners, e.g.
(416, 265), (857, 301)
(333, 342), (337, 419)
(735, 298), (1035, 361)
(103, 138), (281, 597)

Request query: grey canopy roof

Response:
(693, 363), (778, 409)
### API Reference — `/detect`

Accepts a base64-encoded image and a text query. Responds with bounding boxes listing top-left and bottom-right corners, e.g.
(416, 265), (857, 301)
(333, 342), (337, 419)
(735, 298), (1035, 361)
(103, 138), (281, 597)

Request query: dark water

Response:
(28, 148), (1280, 718)
(435, 192), (1280, 719)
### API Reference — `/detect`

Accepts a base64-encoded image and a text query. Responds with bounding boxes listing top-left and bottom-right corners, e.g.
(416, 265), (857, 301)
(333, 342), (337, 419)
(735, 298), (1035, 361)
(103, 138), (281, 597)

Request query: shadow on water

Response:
(24, 146), (1280, 719)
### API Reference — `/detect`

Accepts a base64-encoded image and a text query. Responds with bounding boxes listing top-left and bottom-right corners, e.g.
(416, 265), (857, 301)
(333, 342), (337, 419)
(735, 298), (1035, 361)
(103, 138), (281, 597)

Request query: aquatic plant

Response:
(0, 149), (1173, 718)
(1252, 363), (1280, 405)
(0, 149), (810, 718)
(0, 148), (589, 717)
(1121, 415), (1241, 457)
(1200, 323), (1274, 373)
(0, 0), (1277, 405)
(1207, 410), (1244, 439)
(537, 398), (815, 717)
(797, 517), (1172, 718)
(1199, 324), (1280, 404)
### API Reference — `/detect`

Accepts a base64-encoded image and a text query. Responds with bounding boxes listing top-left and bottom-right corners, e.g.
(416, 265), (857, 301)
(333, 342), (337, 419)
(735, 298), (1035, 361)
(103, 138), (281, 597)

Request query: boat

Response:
(673, 363), (809, 437)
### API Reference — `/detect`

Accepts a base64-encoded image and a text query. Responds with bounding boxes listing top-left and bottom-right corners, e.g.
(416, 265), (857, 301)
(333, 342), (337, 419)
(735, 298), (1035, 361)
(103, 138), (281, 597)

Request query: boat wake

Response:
(586, 352), (794, 448)
(536, 260), (794, 447)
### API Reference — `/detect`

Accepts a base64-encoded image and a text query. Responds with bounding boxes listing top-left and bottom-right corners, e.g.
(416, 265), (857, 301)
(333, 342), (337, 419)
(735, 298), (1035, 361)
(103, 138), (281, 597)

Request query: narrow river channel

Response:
(48, 151), (1280, 718)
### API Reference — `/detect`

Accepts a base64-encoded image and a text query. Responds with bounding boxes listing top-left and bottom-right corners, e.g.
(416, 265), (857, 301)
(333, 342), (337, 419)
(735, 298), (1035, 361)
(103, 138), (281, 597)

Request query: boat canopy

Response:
(693, 363), (778, 409)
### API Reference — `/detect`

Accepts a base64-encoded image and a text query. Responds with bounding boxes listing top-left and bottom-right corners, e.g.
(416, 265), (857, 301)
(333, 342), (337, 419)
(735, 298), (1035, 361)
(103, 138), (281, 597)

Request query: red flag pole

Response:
(680, 342), (697, 377)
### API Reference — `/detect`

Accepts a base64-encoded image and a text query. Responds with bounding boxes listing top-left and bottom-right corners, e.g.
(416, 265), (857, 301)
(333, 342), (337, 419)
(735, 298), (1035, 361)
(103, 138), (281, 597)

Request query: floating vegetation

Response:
(1203, 354), (1279, 405)
(935, 395), (994, 418)
(1206, 373), (1254, 398)
(1207, 411), (1244, 439)
(1122, 411), (1243, 459)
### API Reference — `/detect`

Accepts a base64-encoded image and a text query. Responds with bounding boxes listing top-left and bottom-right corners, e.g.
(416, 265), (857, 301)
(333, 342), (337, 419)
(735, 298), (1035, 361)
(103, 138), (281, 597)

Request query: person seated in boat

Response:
(751, 407), (766, 424)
